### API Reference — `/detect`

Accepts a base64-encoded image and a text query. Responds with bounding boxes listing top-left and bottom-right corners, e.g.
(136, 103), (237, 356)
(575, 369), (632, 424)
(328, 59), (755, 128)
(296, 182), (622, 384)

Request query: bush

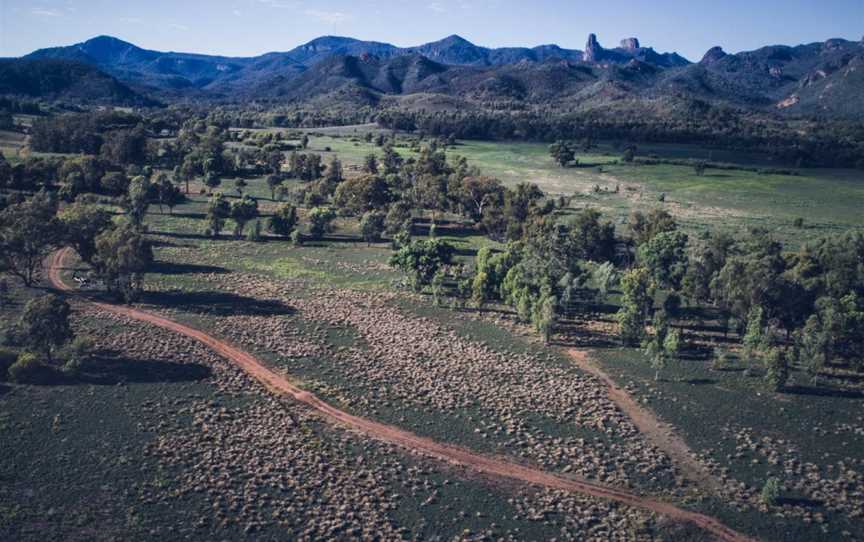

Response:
(0, 347), (18, 381)
(8, 352), (55, 384)
(761, 477), (781, 505)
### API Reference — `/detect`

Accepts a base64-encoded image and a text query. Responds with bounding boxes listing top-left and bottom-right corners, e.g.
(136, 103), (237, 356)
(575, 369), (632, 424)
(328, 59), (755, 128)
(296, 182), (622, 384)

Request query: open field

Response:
(287, 129), (864, 244)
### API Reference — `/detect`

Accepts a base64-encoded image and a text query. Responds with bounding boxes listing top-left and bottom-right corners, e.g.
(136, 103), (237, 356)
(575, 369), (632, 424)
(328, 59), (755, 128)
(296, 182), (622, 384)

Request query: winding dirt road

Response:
(49, 248), (754, 542)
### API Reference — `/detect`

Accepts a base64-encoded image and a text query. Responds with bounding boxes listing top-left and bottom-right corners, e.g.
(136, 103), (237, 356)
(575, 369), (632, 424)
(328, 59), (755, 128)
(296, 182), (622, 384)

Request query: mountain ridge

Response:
(9, 34), (864, 119)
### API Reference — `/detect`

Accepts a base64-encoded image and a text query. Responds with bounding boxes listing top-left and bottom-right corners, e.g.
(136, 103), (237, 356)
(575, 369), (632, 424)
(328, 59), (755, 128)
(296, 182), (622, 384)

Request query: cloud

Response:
(167, 23), (190, 31)
(30, 7), (62, 17)
(233, 9), (242, 16)
(303, 9), (351, 25)
(428, 2), (447, 13)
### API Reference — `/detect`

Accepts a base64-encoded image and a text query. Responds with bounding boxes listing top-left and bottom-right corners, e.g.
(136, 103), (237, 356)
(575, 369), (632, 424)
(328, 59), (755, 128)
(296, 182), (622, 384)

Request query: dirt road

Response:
(567, 349), (721, 492)
(49, 248), (755, 542)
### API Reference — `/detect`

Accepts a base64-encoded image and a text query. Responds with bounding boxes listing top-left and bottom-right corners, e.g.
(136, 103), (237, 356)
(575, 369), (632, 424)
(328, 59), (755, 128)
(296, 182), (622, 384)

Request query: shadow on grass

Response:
(142, 289), (295, 317)
(783, 384), (864, 399)
(76, 354), (212, 385)
(776, 496), (824, 508)
(150, 261), (230, 275)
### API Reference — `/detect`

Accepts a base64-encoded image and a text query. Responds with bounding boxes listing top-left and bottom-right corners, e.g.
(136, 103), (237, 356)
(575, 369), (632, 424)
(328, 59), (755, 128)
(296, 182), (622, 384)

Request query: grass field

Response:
(297, 129), (864, 244)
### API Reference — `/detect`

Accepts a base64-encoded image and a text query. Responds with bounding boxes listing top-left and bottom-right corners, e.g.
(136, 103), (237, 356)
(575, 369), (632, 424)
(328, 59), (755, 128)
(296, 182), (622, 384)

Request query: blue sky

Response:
(1, 0), (861, 60)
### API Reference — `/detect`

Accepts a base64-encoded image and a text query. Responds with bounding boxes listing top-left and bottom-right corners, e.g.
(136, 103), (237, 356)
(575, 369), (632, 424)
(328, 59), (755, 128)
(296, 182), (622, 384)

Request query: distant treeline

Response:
(375, 109), (864, 169)
(0, 97), (42, 116)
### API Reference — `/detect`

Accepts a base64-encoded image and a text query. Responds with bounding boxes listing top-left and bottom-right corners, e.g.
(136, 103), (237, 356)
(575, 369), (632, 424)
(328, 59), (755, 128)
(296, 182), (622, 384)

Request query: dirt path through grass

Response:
(49, 248), (754, 542)
(567, 349), (721, 493)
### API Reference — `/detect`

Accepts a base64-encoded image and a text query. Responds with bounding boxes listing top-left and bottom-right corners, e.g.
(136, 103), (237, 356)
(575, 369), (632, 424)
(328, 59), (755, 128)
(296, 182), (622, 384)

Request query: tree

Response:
(455, 176), (504, 223)
(431, 269), (447, 307)
(566, 209), (616, 262)
(230, 196), (259, 238)
(742, 305), (766, 367)
(616, 267), (654, 345)
(533, 291), (557, 344)
(204, 171), (222, 193)
(93, 221), (153, 302)
(333, 175), (391, 215)
(266, 174), (282, 200)
(155, 173), (183, 214)
(268, 203), (298, 238)
(206, 193), (231, 237)
(0, 191), (60, 286)
(761, 478), (781, 506)
(385, 201), (413, 235)
(638, 230), (689, 291)
(622, 145), (636, 163)
(300, 134), (310, 149)
(765, 347), (789, 391)
(16, 294), (73, 362)
(381, 144), (403, 175)
(712, 232), (792, 327)
(549, 141), (575, 167)
(363, 153), (379, 174)
(642, 312), (679, 381)
(592, 261), (618, 300)
(799, 293), (864, 372)
(629, 209), (677, 246)
(307, 207), (336, 240)
(125, 175), (151, 229)
(360, 211), (386, 245)
(58, 200), (112, 264)
(100, 171), (129, 196)
(323, 155), (343, 181)
(389, 239), (455, 291)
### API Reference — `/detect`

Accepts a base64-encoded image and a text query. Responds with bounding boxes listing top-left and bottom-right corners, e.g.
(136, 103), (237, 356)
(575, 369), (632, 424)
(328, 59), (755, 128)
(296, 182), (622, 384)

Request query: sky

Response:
(1, 0), (862, 60)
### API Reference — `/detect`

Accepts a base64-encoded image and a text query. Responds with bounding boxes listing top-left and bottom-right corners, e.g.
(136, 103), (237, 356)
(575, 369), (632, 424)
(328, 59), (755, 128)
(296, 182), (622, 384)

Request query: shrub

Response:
(760, 477), (781, 506)
(8, 352), (54, 384)
(0, 347), (18, 381)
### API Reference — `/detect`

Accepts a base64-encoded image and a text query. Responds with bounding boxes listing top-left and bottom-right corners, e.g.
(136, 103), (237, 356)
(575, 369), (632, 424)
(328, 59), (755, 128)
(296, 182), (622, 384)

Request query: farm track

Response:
(49, 248), (755, 542)
(567, 349), (722, 493)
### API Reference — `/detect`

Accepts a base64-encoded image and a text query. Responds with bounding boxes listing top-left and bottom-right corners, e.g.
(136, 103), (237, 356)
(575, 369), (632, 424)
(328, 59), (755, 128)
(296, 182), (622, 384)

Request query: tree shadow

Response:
(776, 496), (824, 508)
(783, 384), (864, 399)
(75, 354), (212, 385)
(149, 239), (198, 249)
(680, 378), (717, 386)
(142, 290), (295, 317)
(150, 261), (230, 275)
(161, 211), (206, 220)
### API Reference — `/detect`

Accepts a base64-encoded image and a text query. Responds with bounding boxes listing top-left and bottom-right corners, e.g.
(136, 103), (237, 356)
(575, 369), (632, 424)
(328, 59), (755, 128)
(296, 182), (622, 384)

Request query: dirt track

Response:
(567, 349), (721, 492)
(49, 248), (756, 542)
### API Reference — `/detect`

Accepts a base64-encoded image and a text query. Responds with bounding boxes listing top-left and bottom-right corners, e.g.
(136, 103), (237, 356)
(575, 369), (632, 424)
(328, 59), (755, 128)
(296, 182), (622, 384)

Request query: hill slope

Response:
(0, 57), (155, 105)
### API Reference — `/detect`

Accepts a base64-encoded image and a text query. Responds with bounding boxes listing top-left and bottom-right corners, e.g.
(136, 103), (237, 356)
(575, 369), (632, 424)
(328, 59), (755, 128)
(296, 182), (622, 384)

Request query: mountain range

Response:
(5, 33), (864, 119)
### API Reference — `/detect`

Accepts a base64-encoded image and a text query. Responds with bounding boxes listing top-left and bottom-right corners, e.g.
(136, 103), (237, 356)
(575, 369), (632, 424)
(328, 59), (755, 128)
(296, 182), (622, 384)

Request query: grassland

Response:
(296, 127), (864, 244)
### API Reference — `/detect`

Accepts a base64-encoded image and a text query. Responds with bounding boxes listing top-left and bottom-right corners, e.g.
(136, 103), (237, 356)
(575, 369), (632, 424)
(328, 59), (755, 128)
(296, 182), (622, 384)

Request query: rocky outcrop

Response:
(700, 46), (727, 65)
(620, 38), (641, 51)
(583, 33), (602, 62)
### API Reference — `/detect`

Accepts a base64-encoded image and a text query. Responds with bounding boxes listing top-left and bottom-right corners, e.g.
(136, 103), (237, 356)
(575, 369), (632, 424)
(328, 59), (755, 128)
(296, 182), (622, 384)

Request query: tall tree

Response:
(0, 191), (60, 286)
(58, 200), (112, 264)
(17, 294), (73, 362)
(93, 221), (153, 302)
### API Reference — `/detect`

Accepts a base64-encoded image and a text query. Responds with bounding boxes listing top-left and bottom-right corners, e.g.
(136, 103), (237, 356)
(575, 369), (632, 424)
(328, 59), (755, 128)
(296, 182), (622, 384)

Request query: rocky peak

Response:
(584, 33), (602, 62)
(620, 38), (641, 51)
(700, 46), (727, 65)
